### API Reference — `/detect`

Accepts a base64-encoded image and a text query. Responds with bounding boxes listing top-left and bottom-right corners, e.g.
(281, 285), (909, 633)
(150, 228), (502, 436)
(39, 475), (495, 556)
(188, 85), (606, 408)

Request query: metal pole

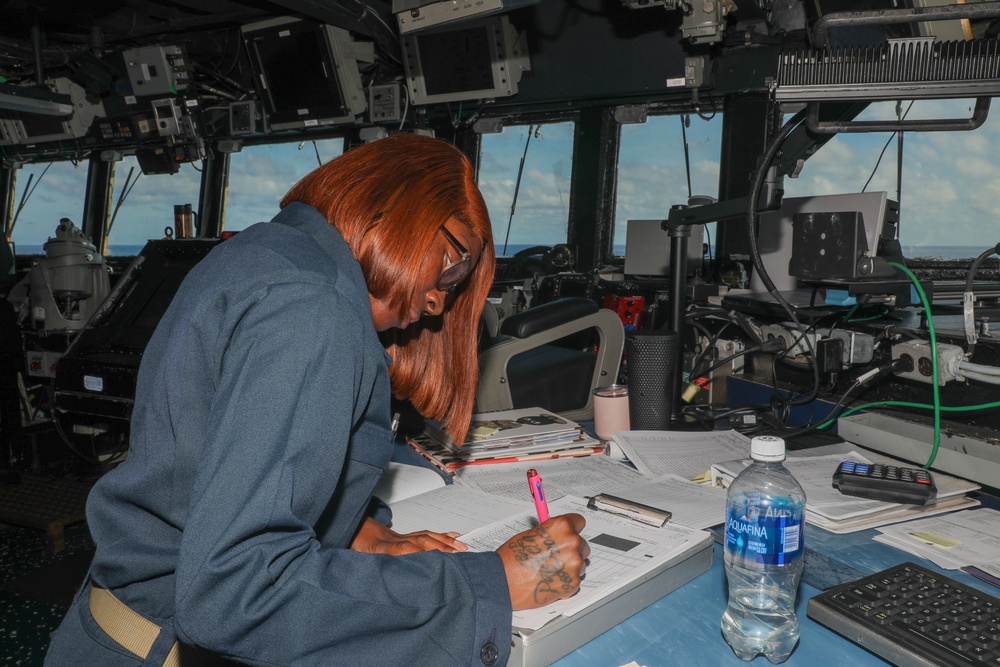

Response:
(667, 215), (691, 422)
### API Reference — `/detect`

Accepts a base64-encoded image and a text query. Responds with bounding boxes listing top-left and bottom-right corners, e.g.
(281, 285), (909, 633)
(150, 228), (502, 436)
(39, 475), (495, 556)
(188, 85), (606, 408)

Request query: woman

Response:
(45, 134), (588, 667)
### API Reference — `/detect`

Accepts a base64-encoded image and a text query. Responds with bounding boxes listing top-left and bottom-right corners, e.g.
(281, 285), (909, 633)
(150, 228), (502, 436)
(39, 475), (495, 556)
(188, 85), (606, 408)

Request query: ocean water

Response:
(15, 242), (550, 258)
(902, 246), (986, 260)
(15, 244), (146, 257)
(15, 243), (985, 261)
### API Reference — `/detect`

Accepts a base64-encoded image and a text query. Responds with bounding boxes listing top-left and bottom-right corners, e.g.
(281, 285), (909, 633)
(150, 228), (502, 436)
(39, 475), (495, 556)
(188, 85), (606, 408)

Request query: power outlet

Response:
(761, 323), (817, 358)
(891, 340), (965, 385)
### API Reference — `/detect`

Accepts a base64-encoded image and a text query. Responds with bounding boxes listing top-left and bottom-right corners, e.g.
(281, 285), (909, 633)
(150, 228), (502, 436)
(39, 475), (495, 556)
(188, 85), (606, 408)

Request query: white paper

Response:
(873, 508), (1000, 570)
(709, 444), (982, 533)
(610, 429), (751, 479)
(459, 495), (710, 631)
(373, 461), (448, 505)
(387, 484), (528, 536)
(451, 454), (649, 500)
(604, 473), (727, 530)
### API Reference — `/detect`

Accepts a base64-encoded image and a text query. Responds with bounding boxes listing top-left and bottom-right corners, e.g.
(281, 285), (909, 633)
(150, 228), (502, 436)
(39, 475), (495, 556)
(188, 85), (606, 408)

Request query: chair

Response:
(476, 297), (625, 421)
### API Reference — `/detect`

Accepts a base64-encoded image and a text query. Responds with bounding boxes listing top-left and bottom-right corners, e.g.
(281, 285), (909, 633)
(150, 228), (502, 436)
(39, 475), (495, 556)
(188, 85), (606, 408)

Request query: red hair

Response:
(281, 133), (495, 443)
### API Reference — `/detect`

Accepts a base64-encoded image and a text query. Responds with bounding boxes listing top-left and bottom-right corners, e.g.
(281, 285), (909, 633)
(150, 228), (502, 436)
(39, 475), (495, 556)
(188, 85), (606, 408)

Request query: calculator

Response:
(832, 461), (936, 505)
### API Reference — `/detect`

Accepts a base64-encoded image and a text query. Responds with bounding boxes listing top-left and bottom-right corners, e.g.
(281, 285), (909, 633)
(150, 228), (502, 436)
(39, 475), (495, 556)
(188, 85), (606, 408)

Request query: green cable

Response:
(818, 264), (939, 469)
(819, 397), (1000, 430)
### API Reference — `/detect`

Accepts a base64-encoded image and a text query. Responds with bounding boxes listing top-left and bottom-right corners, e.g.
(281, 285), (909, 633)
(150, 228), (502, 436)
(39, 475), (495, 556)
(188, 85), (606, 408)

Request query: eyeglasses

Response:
(438, 225), (473, 293)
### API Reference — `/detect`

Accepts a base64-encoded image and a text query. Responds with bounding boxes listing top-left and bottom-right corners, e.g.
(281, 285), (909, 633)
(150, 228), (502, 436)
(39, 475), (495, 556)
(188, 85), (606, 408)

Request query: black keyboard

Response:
(807, 562), (1000, 666)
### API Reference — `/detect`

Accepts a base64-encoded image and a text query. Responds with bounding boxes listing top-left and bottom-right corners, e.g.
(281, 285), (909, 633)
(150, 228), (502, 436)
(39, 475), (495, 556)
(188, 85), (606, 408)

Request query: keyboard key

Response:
(808, 562), (1000, 667)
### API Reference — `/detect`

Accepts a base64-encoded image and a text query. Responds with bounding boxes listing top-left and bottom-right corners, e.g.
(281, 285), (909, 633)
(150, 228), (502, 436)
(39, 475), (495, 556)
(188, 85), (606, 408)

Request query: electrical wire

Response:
(957, 360), (1000, 376)
(962, 242), (1000, 355)
(890, 261), (941, 469)
(861, 101), (914, 193)
(956, 368), (1000, 385)
(780, 360), (906, 438)
(745, 108), (821, 410)
(825, 397), (1000, 428)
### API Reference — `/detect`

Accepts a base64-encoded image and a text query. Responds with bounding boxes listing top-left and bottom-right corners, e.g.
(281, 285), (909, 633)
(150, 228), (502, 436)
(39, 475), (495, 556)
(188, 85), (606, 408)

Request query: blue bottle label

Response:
(725, 503), (804, 565)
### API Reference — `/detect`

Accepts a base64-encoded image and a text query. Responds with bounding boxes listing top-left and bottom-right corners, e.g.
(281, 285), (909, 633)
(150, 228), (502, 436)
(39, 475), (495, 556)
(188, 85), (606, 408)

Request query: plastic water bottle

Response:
(721, 435), (806, 663)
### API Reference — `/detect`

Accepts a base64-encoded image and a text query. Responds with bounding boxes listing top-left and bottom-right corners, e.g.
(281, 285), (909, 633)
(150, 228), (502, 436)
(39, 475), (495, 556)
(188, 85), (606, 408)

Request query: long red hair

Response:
(281, 133), (495, 443)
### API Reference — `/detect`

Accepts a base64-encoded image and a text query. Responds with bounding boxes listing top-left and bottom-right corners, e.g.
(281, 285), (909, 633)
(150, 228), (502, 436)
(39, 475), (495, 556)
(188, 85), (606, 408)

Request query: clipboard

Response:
(587, 493), (672, 527)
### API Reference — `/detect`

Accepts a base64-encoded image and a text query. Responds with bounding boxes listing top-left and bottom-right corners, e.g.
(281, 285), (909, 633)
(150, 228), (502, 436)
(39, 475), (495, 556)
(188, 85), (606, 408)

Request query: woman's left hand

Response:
(350, 516), (468, 555)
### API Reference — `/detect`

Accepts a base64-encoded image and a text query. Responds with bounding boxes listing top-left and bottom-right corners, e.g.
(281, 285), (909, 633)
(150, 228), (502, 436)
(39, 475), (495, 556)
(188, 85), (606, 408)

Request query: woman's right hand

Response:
(496, 513), (590, 611)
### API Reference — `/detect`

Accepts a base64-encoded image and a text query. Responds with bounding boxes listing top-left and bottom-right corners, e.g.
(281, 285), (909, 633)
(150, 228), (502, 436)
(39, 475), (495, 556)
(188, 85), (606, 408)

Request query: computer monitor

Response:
(242, 17), (367, 131)
(623, 219), (704, 279)
(400, 15), (529, 105)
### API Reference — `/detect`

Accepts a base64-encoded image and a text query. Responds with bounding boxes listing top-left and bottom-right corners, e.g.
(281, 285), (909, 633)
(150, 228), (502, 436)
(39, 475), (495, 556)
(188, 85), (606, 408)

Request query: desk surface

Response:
(552, 500), (1000, 667)
(390, 438), (999, 667)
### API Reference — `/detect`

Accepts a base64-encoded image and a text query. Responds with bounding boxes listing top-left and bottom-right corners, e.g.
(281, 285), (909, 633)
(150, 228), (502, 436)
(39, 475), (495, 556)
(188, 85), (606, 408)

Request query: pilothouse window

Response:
(613, 113), (723, 257)
(107, 156), (200, 255)
(224, 138), (345, 233)
(782, 98), (1000, 261)
(9, 160), (87, 255)
(477, 121), (574, 258)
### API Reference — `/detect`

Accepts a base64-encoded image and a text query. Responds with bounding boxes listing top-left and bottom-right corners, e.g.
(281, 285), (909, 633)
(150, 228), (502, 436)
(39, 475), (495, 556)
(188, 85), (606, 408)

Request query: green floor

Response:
(0, 520), (93, 666)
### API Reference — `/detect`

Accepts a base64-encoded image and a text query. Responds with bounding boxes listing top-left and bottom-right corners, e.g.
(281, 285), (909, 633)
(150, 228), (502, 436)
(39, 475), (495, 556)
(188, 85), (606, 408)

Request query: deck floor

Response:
(1, 475), (95, 667)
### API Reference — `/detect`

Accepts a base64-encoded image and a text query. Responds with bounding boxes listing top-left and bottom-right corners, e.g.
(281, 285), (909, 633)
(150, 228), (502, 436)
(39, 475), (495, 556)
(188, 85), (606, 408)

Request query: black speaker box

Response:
(625, 331), (678, 430)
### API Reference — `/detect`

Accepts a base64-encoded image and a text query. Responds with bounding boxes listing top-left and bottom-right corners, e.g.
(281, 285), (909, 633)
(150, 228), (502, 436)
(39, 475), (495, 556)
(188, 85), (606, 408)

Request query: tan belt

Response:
(89, 583), (181, 667)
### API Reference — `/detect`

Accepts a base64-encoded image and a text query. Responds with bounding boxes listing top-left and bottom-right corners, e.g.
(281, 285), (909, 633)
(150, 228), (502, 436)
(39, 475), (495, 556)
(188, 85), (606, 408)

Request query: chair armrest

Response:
(477, 307), (625, 421)
(498, 297), (598, 339)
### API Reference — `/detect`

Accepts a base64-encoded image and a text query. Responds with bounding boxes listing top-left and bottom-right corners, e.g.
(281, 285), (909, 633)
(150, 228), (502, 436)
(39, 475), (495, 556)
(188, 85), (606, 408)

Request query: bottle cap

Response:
(750, 435), (785, 462)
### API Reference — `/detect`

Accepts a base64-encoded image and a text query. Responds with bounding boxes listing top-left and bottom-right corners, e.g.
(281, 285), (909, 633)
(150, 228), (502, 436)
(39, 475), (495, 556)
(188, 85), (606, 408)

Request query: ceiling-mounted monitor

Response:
(401, 15), (530, 106)
(241, 17), (368, 132)
(394, 0), (540, 34)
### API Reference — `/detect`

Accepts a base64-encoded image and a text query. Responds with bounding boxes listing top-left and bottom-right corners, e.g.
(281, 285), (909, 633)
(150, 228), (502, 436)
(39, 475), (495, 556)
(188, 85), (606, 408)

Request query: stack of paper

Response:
(709, 444), (981, 534)
(873, 508), (1000, 586)
(385, 458), (716, 665)
(410, 407), (602, 471)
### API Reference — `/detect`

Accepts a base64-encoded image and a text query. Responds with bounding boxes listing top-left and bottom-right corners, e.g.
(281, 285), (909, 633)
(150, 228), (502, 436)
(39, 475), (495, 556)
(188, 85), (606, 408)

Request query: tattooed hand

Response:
(497, 514), (590, 610)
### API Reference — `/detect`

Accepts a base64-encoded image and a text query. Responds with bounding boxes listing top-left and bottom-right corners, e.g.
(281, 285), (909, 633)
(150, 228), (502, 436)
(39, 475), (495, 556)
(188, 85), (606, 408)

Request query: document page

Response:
(459, 495), (711, 631)
(873, 508), (1000, 570)
(373, 461), (447, 505)
(610, 430), (751, 479)
(451, 454), (649, 500)
(386, 484), (528, 536)
(604, 473), (727, 530)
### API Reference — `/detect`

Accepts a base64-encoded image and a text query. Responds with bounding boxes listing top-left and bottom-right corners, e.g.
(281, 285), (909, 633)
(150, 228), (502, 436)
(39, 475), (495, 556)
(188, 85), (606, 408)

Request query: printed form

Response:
(460, 495), (711, 631)
(610, 430), (751, 479)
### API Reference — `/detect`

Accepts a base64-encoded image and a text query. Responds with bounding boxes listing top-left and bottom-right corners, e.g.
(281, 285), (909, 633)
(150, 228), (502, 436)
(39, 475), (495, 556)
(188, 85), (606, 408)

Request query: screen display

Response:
(19, 112), (69, 140)
(419, 25), (496, 96)
(247, 21), (349, 127)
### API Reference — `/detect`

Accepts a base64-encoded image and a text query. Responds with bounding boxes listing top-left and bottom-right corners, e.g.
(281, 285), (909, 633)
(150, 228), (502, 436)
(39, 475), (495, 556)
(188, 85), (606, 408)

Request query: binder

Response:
(508, 533), (714, 667)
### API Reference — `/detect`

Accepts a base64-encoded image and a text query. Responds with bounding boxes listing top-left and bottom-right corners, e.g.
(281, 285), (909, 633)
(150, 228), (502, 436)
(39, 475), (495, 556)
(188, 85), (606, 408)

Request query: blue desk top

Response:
(552, 504), (1000, 667)
(391, 438), (1000, 666)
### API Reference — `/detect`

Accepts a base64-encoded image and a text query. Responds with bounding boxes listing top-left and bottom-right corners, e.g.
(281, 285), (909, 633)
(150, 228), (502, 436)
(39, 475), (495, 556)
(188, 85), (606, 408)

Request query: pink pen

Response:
(527, 468), (549, 523)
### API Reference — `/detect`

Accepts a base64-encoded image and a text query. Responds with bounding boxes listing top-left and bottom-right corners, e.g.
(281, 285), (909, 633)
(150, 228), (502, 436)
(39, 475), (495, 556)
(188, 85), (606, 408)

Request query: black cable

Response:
(861, 101), (914, 193)
(698, 338), (785, 379)
(745, 108), (820, 409)
(689, 322), (733, 379)
(964, 242), (1000, 294)
(782, 358), (908, 438)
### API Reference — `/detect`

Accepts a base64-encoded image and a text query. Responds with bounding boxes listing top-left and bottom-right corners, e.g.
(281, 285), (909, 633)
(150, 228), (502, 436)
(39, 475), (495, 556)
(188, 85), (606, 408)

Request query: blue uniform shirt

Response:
(47, 202), (512, 666)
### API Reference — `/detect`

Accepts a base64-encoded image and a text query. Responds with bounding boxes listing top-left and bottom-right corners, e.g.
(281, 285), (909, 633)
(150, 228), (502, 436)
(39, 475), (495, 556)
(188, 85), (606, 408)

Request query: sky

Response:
(9, 98), (1000, 256)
